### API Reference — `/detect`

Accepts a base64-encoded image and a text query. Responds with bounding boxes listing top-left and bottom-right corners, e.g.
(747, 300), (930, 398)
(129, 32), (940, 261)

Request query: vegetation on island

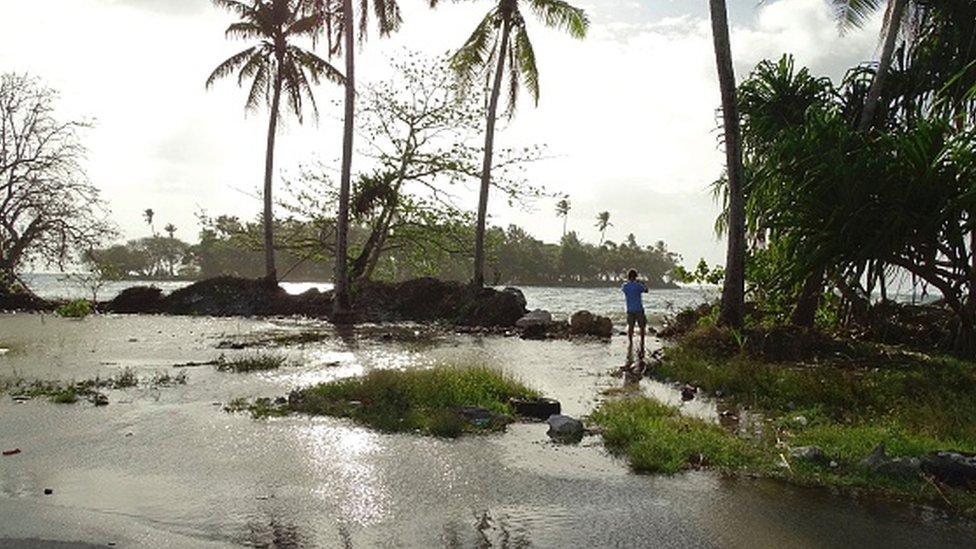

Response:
(225, 365), (540, 438)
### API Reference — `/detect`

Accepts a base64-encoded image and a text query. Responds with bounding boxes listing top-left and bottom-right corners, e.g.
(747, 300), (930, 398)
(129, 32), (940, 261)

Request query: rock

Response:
(876, 457), (921, 479)
(2, 449), (20, 456)
(461, 287), (527, 327)
(502, 287), (527, 310)
(105, 286), (163, 313)
(793, 415), (809, 427)
(510, 397), (561, 420)
(547, 415), (584, 443)
(515, 309), (553, 329)
(90, 393), (109, 407)
(569, 310), (613, 338)
(860, 443), (888, 469)
(680, 385), (697, 402)
(43, 488), (53, 495)
(920, 451), (976, 487)
(789, 445), (830, 465)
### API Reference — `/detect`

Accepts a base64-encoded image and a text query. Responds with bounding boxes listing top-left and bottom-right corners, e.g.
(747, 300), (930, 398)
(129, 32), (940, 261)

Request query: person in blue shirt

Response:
(622, 269), (649, 359)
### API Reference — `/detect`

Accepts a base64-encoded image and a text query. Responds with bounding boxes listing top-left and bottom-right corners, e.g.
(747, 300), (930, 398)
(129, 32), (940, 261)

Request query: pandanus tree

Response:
(207, 0), (343, 286)
(307, 0), (401, 318)
(435, 0), (588, 287)
(555, 198), (571, 237)
(595, 211), (612, 244)
(709, 0), (746, 327)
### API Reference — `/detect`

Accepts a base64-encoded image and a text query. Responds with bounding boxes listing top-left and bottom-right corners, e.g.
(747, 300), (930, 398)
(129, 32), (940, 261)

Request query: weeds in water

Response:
(2, 367), (189, 405)
(223, 396), (289, 419)
(216, 353), (287, 373)
(590, 396), (757, 474)
(150, 370), (189, 387)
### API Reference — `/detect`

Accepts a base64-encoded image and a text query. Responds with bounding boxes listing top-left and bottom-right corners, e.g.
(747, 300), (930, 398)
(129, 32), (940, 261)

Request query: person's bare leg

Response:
(627, 324), (635, 364)
(639, 325), (646, 358)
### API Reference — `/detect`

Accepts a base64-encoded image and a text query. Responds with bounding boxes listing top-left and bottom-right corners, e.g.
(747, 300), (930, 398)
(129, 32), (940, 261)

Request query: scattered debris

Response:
(2, 449), (21, 456)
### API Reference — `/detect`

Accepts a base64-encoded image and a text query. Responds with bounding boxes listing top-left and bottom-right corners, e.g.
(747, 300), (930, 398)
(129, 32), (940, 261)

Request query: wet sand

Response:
(1, 314), (974, 548)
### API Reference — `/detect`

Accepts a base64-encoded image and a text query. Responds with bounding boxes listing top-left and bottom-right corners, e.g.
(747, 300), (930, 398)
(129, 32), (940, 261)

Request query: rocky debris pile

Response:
(515, 309), (614, 340)
(547, 414), (585, 443)
(792, 442), (976, 488)
(356, 278), (527, 327)
(101, 276), (526, 326)
(0, 288), (53, 312)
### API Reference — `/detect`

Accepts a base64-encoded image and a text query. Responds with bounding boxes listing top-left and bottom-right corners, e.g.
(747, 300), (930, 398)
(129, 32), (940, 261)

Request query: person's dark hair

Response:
(627, 269), (638, 280)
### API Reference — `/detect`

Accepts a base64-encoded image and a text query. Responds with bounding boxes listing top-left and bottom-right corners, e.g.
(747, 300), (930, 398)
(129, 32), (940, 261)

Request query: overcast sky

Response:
(0, 0), (881, 267)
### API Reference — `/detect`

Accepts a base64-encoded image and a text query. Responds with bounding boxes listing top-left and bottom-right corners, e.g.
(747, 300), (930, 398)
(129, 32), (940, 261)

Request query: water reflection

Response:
(304, 424), (392, 527)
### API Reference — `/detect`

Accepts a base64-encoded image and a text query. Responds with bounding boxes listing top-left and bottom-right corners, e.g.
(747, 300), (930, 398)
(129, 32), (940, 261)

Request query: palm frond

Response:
(505, 39), (521, 117)
(213, 0), (256, 18)
(290, 46), (346, 85)
(245, 63), (271, 112)
(225, 21), (266, 40)
(286, 13), (322, 37)
(449, 8), (500, 85)
(513, 23), (539, 106)
(526, 0), (588, 38)
(829, 0), (885, 31)
(207, 47), (258, 88)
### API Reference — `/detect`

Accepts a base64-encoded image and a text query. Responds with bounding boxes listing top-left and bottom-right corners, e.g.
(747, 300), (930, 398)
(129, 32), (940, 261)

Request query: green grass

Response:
(2, 367), (188, 405)
(56, 299), (93, 318)
(216, 353), (288, 373)
(227, 365), (542, 436)
(632, 328), (976, 515)
(590, 396), (757, 474)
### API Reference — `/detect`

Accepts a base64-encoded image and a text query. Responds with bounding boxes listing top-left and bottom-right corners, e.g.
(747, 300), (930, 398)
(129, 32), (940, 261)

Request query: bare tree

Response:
(0, 73), (114, 292)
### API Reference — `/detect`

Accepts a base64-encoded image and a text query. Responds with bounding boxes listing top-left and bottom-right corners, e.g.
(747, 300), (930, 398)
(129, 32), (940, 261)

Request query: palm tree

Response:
(143, 209), (155, 236)
(595, 211), (611, 244)
(164, 223), (177, 239)
(207, 0), (343, 286)
(317, 0), (401, 318)
(555, 198), (571, 237)
(830, 0), (912, 132)
(437, 0), (588, 287)
(710, 0), (746, 328)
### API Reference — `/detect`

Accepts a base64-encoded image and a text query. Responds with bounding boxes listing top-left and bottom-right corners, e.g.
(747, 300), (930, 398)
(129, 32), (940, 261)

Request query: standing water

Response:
(0, 281), (972, 547)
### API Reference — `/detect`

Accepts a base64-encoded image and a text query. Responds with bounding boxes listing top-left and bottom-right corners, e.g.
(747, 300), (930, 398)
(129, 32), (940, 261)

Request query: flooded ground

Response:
(1, 313), (974, 548)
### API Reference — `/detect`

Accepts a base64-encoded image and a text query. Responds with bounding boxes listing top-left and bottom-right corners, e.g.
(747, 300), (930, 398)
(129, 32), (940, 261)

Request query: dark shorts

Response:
(627, 311), (647, 329)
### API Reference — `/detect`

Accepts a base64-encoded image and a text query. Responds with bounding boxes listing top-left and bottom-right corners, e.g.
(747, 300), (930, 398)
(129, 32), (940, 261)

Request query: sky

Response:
(0, 0), (882, 267)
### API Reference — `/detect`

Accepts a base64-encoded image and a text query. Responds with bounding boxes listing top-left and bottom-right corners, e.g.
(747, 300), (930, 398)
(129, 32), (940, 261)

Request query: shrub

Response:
(56, 299), (93, 318)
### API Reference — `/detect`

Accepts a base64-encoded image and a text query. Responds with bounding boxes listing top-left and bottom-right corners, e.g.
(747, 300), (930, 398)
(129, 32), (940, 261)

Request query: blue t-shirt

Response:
(622, 280), (648, 313)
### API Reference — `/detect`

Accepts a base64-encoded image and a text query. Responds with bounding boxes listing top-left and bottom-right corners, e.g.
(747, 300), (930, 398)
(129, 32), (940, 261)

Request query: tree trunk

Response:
(710, 0), (746, 328)
(472, 12), (512, 288)
(790, 268), (823, 327)
(858, 0), (907, 133)
(262, 57), (284, 287)
(333, 0), (355, 319)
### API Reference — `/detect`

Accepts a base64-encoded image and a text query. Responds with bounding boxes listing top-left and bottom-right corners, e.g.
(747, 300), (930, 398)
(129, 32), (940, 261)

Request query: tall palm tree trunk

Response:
(710, 0), (746, 328)
(262, 66), (284, 286)
(472, 13), (512, 288)
(333, 0), (356, 318)
(858, 0), (907, 133)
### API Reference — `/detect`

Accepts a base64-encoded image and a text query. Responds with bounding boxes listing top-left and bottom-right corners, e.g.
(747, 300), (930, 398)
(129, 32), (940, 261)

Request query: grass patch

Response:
(590, 396), (757, 474)
(216, 353), (287, 373)
(2, 367), (188, 405)
(272, 365), (540, 436)
(633, 326), (976, 515)
(56, 299), (93, 318)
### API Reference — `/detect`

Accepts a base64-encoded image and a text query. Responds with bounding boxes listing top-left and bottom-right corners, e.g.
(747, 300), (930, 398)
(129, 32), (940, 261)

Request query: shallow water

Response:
(0, 314), (974, 548)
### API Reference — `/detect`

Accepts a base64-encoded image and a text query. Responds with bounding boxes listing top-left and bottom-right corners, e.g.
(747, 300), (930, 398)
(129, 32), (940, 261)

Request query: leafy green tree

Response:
(207, 0), (343, 286)
(436, 0), (588, 287)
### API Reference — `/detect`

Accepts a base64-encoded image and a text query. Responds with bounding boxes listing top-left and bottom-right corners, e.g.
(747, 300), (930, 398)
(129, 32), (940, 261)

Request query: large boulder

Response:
(510, 397), (561, 420)
(105, 286), (164, 313)
(920, 451), (976, 487)
(547, 414), (584, 443)
(569, 310), (613, 338)
(162, 277), (293, 317)
(516, 310), (553, 329)
(458, 286), (527, 327)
